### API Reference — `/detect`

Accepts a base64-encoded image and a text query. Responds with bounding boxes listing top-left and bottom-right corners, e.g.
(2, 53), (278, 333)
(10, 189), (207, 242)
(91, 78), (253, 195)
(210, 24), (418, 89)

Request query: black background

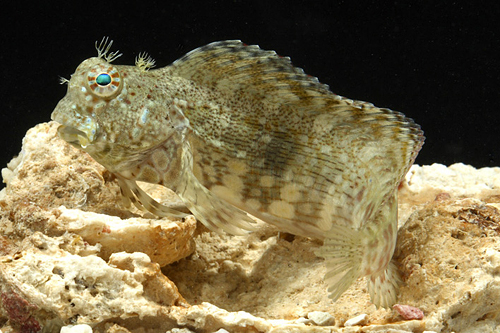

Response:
(1, 1), (499, 180)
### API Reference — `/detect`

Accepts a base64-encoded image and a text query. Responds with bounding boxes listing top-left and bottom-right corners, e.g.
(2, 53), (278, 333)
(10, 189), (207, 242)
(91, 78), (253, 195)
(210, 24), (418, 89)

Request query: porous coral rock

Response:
(55, 206), (196, 266)
(0, 234), (186, 332)
(0, 122), (196, 266)
(0, 122), (500, 332)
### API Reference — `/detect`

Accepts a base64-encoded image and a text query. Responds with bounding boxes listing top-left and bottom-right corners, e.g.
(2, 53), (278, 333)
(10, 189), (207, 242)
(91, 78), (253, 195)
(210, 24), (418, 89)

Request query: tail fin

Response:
(317, 224), (401, 308)
(316, 225), (366, 302)
(368, 261), (402, 308)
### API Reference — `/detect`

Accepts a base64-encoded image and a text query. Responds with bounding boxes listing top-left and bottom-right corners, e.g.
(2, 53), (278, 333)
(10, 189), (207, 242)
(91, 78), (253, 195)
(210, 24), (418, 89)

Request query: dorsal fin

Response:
(170, 41), (423, 158)
(170, 40), (349, 110)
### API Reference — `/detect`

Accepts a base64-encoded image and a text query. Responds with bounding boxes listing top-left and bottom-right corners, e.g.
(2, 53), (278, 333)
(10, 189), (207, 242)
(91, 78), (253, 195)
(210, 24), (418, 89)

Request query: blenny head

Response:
(51, 38), (174, 172)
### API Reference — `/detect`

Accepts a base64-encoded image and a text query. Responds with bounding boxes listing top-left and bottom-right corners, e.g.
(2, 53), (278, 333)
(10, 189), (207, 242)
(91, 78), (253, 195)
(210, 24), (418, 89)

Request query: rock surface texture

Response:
(1, 122), (499, 333)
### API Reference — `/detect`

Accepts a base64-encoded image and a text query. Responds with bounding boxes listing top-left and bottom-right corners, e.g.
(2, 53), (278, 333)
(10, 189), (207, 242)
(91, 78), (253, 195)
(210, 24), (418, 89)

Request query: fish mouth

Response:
(52, 106), (99, 149)
(57, 125), (92, 149)
(51, 96), (100, 149)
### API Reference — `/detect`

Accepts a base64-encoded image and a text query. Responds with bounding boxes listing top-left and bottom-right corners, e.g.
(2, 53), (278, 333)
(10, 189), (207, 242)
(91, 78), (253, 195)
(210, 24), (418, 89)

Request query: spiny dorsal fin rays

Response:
(170, 40), (340, 109)
(170, 40), (423, 172)
(326, 102), (424, 181)
(170, 40), (423, 169)
(95, 37), (122, 63)
(357, 105), (424, 183)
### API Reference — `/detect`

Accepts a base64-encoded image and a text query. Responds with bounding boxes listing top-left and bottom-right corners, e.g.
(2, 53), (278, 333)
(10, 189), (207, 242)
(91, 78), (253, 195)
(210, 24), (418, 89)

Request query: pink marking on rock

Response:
(393, 304), (424, 320)
(0, 292), (41, 332)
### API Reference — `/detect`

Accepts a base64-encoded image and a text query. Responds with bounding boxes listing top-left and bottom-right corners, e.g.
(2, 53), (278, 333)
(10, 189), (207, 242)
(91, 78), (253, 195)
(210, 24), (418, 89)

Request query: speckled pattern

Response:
(51, 38), (423, 307)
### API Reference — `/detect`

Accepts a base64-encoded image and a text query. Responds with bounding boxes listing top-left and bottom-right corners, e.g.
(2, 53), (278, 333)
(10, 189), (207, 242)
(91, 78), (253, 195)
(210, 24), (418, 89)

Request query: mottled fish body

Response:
(51, 38), (424, 307)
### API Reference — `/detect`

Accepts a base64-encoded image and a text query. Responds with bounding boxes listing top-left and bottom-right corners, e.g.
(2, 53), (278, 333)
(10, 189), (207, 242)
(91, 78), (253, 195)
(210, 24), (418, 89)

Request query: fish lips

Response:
(56, 124), (94, 149)
(52, 106), (100, 149)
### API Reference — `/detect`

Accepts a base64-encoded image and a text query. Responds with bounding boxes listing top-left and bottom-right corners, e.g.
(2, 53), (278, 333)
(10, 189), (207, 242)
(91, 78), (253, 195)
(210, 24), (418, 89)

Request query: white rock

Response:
(60, 324), (93, 333)
(404, 163), (500, 199)
(167, 329), (196, 333)
(307, 311), (335, 326)
(344, 313), (368, 326)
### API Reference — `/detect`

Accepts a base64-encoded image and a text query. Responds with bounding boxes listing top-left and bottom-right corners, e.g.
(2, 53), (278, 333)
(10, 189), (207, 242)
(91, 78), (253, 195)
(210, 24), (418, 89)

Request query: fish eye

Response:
(96, 73), (112, 86)
(87, 65), (123, 98)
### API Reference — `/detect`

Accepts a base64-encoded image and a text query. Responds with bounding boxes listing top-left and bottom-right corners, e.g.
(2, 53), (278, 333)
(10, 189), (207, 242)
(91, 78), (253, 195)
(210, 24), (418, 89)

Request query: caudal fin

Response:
(317, 224), (401, 308)
(316, 225), (365, 302)
(368, 261), (402, 308)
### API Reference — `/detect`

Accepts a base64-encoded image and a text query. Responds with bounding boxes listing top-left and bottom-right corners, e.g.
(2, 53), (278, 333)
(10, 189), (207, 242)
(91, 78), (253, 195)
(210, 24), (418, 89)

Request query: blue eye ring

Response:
(87, 65), (123, 98)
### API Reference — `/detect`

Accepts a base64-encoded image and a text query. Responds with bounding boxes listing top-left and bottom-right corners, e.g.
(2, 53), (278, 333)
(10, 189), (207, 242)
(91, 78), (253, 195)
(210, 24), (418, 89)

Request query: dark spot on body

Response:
(257, 132), (297, 178)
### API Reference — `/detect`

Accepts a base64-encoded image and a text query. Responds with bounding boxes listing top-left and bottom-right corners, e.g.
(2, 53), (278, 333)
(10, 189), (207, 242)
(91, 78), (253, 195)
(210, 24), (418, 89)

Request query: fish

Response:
(51, 37), (424, 308)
